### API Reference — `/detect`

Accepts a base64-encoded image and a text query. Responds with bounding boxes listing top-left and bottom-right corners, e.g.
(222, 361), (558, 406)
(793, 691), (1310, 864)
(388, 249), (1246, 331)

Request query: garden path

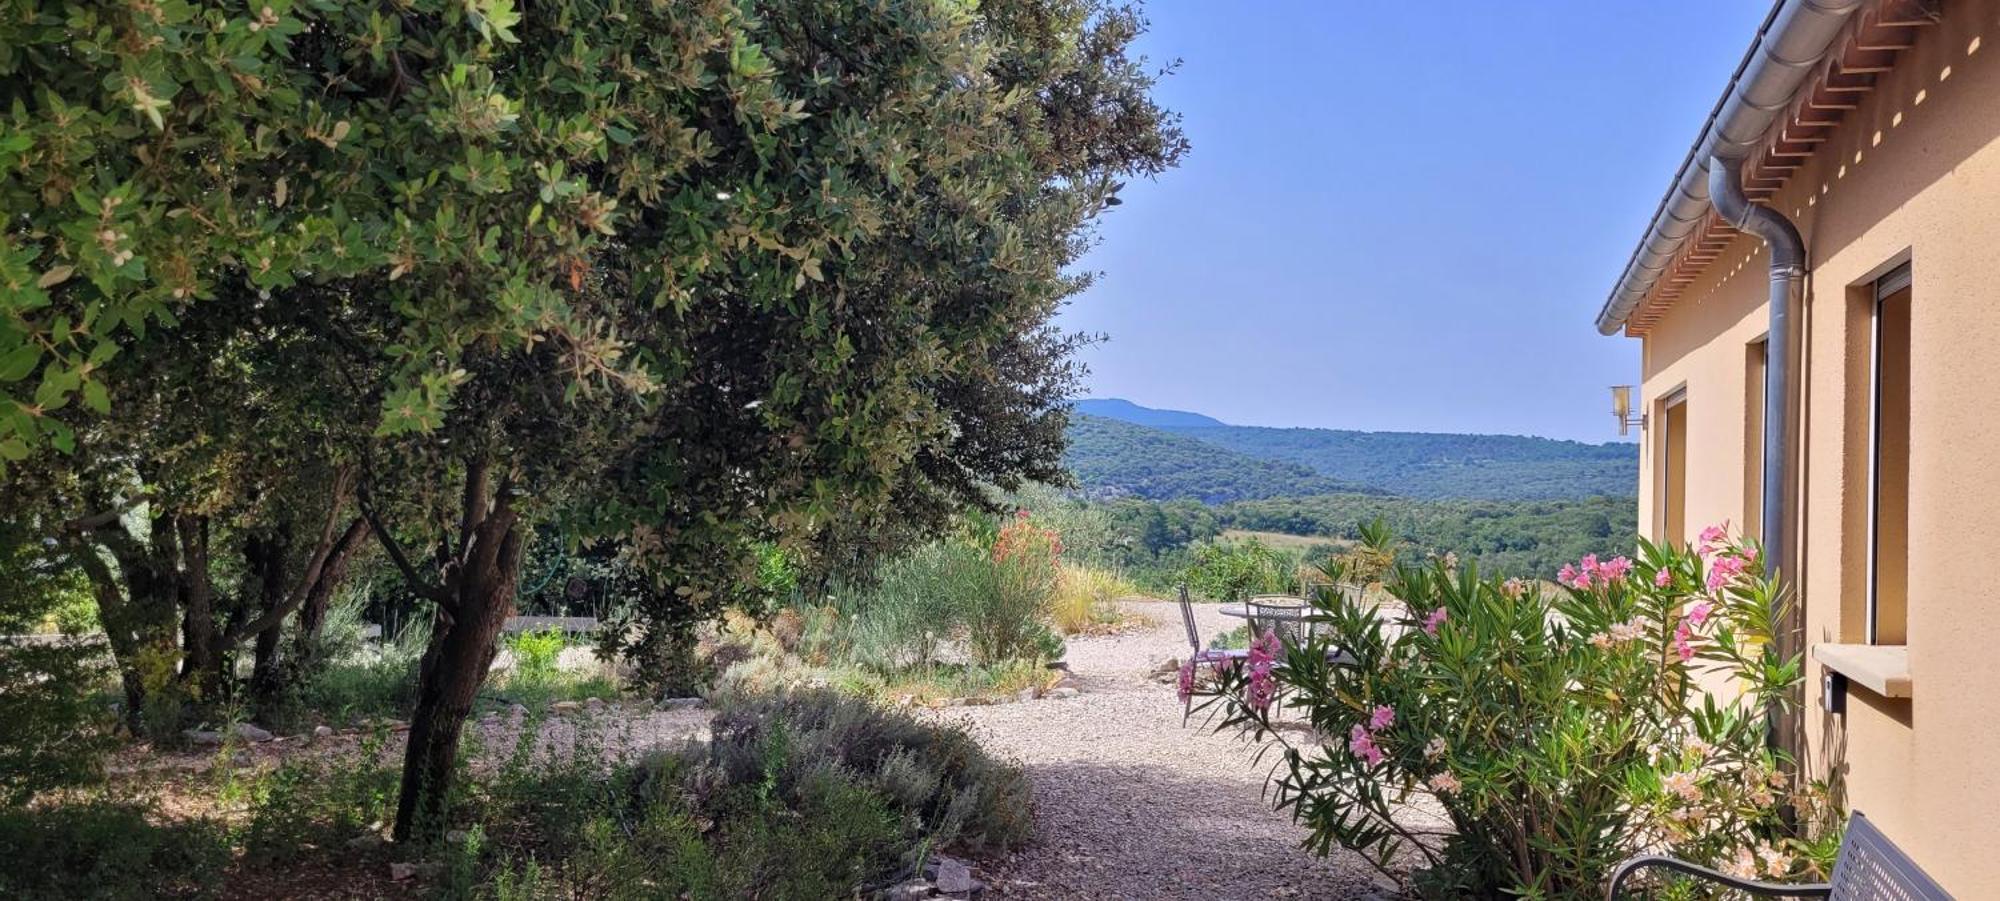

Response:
(937, 600), (1392, 900)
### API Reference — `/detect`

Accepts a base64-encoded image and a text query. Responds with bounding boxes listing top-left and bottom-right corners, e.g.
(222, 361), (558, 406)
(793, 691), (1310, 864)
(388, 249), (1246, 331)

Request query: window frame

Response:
(1865, 262), (1912, 645)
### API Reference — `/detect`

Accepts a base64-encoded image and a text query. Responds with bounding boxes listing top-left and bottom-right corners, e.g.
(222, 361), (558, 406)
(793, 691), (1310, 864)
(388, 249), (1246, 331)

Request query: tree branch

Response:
(358, 481), (449, 605)
(224, 470), (366, 647)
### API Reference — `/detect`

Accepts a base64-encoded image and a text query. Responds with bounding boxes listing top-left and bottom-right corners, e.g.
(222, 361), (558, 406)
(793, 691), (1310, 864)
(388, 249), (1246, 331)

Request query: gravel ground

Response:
(933, 600), (1395, 901)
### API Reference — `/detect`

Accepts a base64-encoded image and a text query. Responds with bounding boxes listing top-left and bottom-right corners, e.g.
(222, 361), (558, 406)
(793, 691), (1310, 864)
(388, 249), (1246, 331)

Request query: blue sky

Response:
(1058, 1), (1772, 443)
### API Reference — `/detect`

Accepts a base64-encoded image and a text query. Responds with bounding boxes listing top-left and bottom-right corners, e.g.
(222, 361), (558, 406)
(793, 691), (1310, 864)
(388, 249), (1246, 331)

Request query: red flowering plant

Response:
(971, 512), (1064, 664)
(1189, 525), (1834, 898)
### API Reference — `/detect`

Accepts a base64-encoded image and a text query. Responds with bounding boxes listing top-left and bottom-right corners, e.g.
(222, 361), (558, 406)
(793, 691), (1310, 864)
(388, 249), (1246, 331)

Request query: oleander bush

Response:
(1194, 526), (1834, 899)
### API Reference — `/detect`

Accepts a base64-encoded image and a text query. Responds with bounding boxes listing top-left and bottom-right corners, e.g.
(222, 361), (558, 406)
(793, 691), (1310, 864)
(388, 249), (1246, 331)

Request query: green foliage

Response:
(833, 540), (995, 670)
(243, 730), (399, 865)
(0, 801), (229, 900)
(504, 628), (566, 685)
(1193, 529), (1829, 898)
(299, 617), (432, 722)
(0, 518), (114, 803)
(1217, 492), (1636, 578)
(1181, 538), (1297, 601)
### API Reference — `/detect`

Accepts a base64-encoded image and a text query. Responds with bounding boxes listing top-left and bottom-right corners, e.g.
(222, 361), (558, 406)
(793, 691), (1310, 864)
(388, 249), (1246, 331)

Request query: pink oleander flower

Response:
(1673, 621), (1695, 662)
(1422, 607), (1448, 637)
(1662, 770), (1702, 803)
(1687, 601), (1713, 627)
(1177, 659), (1196, 704)
(1424, 737), (1447, 760)
(1249, 672), (1276, 712)
(1698, 522), (1728, 547)
(1347, 725), (1385, 766)
(1369, 704), (1395, 732)
(1426, 771), (1461, 794)
(1707, 553), (1747, 592)
(1501, 577), (1527, 599)
(1598, 556), (1633, 583)
(1654, 567), (1674, 587)
(1682, 735), (1713, 760)
(1589, 632), (1615, 649)
(1557, 563), (1578, 587)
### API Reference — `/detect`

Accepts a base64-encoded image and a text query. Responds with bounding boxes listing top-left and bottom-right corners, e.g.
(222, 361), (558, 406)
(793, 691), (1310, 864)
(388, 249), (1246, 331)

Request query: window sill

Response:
(1813, 643), (1912, 699)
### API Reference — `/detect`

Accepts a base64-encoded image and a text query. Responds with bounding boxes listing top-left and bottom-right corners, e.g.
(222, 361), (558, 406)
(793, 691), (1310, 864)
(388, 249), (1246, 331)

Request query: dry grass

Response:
(1219, 528), (1349, 552)
(1051, 564), (1138, 635)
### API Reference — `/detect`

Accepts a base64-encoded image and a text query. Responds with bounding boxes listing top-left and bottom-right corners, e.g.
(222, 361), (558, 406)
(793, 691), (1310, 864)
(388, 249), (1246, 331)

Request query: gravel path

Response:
(938, 600), (1393, 900)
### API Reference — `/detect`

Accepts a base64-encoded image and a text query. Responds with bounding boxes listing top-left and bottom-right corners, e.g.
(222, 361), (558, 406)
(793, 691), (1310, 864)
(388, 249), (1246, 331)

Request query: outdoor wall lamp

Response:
(1610, 385), (1646, 436)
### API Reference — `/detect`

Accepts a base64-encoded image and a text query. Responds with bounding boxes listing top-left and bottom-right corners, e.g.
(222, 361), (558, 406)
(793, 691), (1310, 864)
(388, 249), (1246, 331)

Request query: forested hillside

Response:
(1166, 426), (1636, 500)
(1214, 493), (1635, 577)
(1064, 415), (1375, 503)
(1072, 398), (1226, 428)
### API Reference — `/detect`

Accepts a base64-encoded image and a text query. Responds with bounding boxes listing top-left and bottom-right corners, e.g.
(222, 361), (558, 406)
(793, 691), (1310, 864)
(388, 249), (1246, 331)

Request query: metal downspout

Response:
(1708, 154), (1805, 762)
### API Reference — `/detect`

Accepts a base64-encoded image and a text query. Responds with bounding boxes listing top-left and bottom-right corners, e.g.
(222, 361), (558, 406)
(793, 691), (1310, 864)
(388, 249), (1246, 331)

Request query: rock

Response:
(230, 751), (253, 767)
(1146, 656), (1181, 682)
(881, 879), (936, 900)
(935, 857), (975, 894)
(313, 725), (334, 738)
(234, 722), (275, 743)
(658, 697), (705, 711)
(1015, 687), (1039, 702)
(388, 719), (410, 732)
(961, 696), (995, 707)
(550, 700), (584, 714)
(943, 697), (967, 707)
(182, 729), (224, 746)
(445, 829), (468, 844)
(389, 862), (418, 882)
(1047, 687), (1080, 700)
(1045, 660), (1071, 671)
(584, 696), (606, 710)
(508, 703), (530, 717)
(347, 833), (385, 851)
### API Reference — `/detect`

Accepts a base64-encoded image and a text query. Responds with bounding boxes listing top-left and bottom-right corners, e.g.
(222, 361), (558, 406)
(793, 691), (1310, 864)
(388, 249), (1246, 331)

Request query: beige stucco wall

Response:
(1629, 2), (2000, 893)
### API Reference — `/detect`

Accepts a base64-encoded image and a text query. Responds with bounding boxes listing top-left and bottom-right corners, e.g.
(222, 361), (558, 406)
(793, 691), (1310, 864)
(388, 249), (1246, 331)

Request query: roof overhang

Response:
(1595, 0), (1942, 337)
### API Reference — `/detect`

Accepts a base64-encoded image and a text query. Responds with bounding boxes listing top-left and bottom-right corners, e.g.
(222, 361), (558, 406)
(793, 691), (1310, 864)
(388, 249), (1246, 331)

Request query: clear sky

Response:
(1057, 1), (1774, 443)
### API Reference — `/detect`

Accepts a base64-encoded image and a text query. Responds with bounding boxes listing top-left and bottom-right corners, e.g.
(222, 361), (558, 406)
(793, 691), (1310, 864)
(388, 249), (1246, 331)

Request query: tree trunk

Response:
(294, 518), (371, 667)
(245, 530), (293, 710)
(391, 482), (523, 842)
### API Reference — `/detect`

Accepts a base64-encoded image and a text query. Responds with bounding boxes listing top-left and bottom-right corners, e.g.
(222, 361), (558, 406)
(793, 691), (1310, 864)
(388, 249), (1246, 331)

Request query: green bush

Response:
(1182, 537), (1297, 600)
(1195, 527), (1828, 898)
(505, 628), (567, 685)
(835, 540), (991, 669)
(468, 689), (1029, 896)
(0, 519), (116, 803)
(0, 801), (229, 900)
(298, 617), (432, 722)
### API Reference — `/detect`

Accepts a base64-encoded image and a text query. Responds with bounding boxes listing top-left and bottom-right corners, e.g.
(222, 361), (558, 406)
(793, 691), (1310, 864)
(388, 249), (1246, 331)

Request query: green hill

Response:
(1072, 397), (1226, 428)
(1165, 425), (1636, 500)
(1063, 414), (1378, 503)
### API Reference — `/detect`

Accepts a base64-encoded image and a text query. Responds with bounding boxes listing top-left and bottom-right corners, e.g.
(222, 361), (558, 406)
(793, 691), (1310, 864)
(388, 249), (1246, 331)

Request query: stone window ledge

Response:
(1813, 643), (1912, 699)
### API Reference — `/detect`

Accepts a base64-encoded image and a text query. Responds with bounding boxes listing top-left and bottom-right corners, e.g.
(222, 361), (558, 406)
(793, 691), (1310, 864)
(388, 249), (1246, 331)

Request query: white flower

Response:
(1757, 843), (1790, 876)
(1426, 771), (1461, 794)
(1424, 737), (1448, 760)
(1723, 847), (1759, 878)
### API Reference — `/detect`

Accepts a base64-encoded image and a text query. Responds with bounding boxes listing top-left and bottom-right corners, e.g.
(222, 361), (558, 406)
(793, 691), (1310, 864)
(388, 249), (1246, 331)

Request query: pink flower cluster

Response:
(1348, 704), (1396, 766)
(1246, 629), (1281, 713)
(1421, 607), (1448, 637)
(1558, 553), (1634, 590)
(1706, 552), (1747, 592)
(1176, 659), (1196, 704)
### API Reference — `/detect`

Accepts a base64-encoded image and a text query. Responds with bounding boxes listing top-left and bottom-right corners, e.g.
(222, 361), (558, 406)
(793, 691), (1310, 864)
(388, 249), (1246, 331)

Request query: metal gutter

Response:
(1594, 0), (1867, 336)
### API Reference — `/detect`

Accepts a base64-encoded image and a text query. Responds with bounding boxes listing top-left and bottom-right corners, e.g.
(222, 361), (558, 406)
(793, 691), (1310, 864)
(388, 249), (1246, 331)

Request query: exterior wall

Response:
(1629, 2), (2000, 893)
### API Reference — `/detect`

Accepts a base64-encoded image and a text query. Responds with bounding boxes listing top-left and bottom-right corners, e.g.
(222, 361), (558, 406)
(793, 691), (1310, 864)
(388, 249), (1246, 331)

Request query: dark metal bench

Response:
(1608, 811), (1952, 899)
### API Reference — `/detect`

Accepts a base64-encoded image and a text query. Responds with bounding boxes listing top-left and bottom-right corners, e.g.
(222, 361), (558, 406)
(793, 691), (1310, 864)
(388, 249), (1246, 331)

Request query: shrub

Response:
(1182, 538), (1296, 600)
(836, 541), (990, 670)
(1052, 564), (1136, 635)
(1194, 527), (1823, 898)
(300, 617), (432, 722)
(0, 523), (115, 801)
(505, 628), (567, 685)
(970, 513), (1063, 663)
(0, 801), (229, 900)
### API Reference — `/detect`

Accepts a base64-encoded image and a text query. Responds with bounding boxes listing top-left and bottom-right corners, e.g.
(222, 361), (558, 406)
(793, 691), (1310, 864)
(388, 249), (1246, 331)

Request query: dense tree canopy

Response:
(1, 0), (1182, 838)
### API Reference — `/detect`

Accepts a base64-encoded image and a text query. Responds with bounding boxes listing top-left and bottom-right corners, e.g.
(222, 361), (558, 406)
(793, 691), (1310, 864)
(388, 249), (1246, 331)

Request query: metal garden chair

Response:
(1608, 811), (1951, 899)
(1176, 584), (1250, 713)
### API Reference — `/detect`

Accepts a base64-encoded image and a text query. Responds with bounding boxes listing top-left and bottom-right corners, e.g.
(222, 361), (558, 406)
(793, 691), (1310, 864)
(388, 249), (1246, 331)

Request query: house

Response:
(1594, 0), (2000, 892)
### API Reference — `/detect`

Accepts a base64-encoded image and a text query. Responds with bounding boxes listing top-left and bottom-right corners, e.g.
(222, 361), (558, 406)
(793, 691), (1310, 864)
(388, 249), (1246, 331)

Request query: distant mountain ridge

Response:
(1068, 399), (1637, 501)
(1071, 398), (1225, 428)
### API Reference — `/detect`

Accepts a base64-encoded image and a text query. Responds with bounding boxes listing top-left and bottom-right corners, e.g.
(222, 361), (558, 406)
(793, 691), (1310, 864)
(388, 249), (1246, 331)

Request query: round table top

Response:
(1217, 602), (1317, 619)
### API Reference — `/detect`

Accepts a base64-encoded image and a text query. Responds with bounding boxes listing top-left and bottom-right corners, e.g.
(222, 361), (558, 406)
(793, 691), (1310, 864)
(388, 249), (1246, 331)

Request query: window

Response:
(1867, 264), (1911, 645)
(1661, 390), (1688, 546)
(1745, 339), (1767, 538)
